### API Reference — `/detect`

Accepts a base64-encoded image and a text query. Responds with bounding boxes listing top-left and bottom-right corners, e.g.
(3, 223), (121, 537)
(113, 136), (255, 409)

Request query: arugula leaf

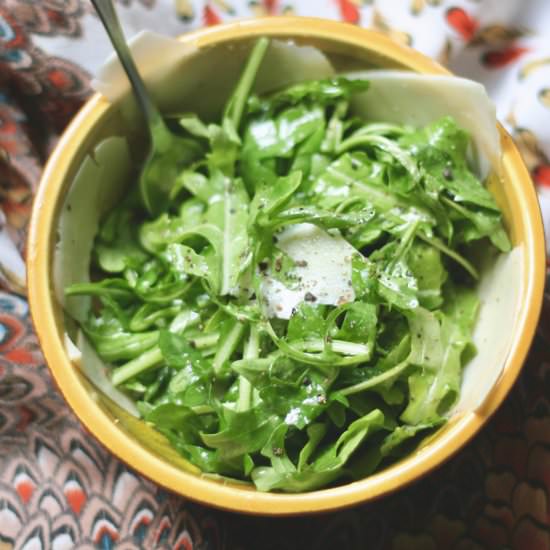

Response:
(244, 106), (325, 159)
(401, 116), (504, 212)
(313, 409), (385, 471)
(286, 302), (327, 341)
(407, 242), (447, 310)
(95, 196), (148, 273)
(162, 243), (219, 292)
(139, 133), (203, 217)
(205, 173), (250, 295)
(333, 301), (377, 353)
(313, 153), (434, 228)
(401, 295), (478, 424)
(224, 37), (271, 131)
(129, 303), (182, 332)
(252, 409), (385, 492)
(201, 408), (279, 460)
(441, 195), (511, 252)
(298, 423), (327, 470)
(170, 170), (218, 203)
(347, 421), (440, 479)
(247, 77), (370, 115)
(249, 172), (303, 227)
(83, 315), (159, 363)
(140, 215), (223, 253)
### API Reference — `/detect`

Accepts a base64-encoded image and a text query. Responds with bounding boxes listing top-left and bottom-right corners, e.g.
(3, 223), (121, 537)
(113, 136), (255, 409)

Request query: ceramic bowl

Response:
(27, 17), (545, 515)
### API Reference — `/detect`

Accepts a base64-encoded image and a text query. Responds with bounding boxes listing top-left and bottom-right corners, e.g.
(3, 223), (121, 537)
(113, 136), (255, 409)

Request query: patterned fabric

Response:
(1, 1), (549, 548)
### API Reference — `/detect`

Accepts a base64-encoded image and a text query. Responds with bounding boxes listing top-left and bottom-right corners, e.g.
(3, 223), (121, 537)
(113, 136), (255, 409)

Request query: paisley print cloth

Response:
(1, 1), (549, 548)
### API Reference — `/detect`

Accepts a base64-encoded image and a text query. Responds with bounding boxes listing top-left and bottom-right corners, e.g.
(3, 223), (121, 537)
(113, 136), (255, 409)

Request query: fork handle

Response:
(91, 0), (166, 137)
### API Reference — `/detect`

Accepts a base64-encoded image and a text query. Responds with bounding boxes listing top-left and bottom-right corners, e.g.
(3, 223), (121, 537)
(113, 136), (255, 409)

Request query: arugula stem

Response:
(340, 361), (410, 396)
(323, 303), (354, 346)
(190, 332), (220, 349)
(224, 37), (270, 131)
(418, 232), (479, 279)
(95, 330), (160, 362)
(322, 164), (433, 225)
(336, 134), (420, 182)
(334, 196), (365, 214)
(169, 309), (200, 333)
(252, 387), (262, 407)
(204, 308), (227, 332)
(237, 326), (260, 412)
(112, 346), (163, 386)
(65, 283), (131, 300)
(213, 321), (245, 374)
(388, 219), (419, 270)
(191, 405), (215, 415)
(130, 304), (181, 332)
(440, 195), (469, 216)
(237, 376), (253, 412)
(292, 339), (372, 357)
(244, 325), (260, 358)
(264, 322), (370, 368)
(350, 123), (410, 137)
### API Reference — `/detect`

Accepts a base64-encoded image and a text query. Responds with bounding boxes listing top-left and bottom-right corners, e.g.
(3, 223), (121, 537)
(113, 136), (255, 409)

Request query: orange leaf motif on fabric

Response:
(337, 0), (360, 25)
(203, 5), (222, 26)
(446, 7), (479, 41)
(482, 46), (530, 69)
(534, 165), (550, 187)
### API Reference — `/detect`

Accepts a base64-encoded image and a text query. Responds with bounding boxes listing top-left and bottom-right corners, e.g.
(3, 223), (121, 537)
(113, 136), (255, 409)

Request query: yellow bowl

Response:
(27, 17), (545, 515)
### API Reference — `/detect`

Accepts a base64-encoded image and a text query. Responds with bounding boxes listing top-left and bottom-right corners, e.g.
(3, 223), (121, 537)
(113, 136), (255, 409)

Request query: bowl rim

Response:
(27, 16), (546, 515)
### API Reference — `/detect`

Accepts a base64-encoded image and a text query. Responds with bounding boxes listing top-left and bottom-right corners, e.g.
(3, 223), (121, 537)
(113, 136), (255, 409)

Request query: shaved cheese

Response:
(93, 32), (334, 122)
(65, 329), (140, 417)
(92, 31), (196, 107)
(455, 247), (522, 413)
(254, 39), (335, 94)
(54, 137), (139, 416)
(262, 224), (357, 319)
(77, 331), (140, 417)
(53, 137), (131, 322)
(64, 332), (82, 364)
(346, 71), (500, 178)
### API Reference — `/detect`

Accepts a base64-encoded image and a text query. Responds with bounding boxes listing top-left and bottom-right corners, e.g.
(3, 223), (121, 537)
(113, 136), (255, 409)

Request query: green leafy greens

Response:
(66, 38), (510, 492)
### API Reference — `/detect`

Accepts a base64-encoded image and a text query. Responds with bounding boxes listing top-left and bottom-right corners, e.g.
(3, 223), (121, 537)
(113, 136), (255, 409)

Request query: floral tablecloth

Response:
(1, 1), (550, 548)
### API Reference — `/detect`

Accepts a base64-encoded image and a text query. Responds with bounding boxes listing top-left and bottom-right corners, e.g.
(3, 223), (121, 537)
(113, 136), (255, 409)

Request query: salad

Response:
(65, 38), (510, 492)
